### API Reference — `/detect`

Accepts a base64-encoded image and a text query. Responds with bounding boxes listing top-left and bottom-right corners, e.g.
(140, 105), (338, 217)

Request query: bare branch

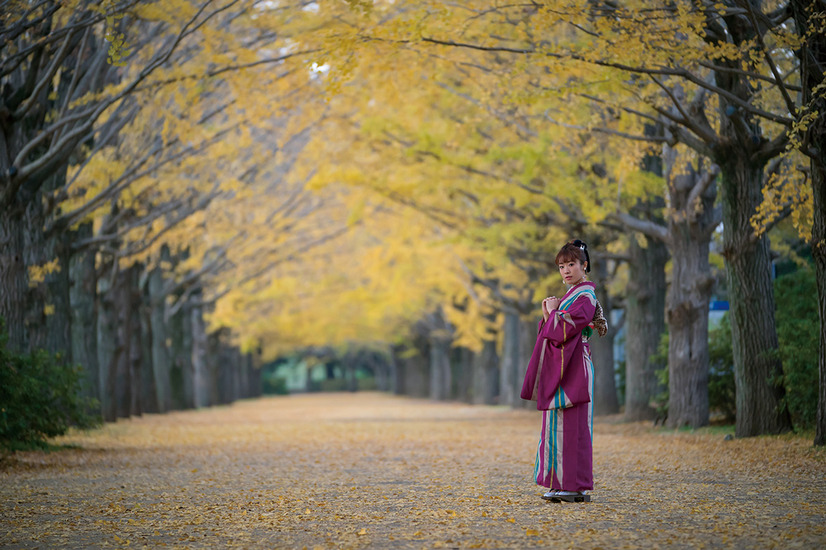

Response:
(542, 112), (670, 144)
(685, 163), (720, 220)
(419, 36), (795, 126)
(13, 27), (79, 119)
(610, 211), (669, 243)
(740, 0), (798, 118)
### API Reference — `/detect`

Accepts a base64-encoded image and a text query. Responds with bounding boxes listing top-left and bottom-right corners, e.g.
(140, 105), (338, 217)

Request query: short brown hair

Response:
(554, 240), (590, 272)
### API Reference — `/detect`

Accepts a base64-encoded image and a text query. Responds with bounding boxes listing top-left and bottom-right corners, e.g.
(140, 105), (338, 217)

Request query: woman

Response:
(521, 239), (607, 503)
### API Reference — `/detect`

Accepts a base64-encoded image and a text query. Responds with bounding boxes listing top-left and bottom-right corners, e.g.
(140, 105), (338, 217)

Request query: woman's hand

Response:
(542, 296), (560, 321)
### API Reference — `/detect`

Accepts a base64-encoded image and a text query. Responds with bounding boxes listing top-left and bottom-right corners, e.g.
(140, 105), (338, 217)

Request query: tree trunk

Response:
(23, 186), (72, 359)
(718, 156), (792, 436)
(390, 345), (406, 395)
(127, 266), (143, 417)
(207, 333), (219, 405)
(148, 267), (172, 412)
(790, 0), (826, 445)
(472, 337), (499, 405)
(515, 317), (535, 409)
(169, 295), (191, 409)
(500, 310), (521, 408)
(404, 338), (429, 398)
(191, 294), (209, 408)
(429, 335), (452, 401)
(113, 266), (132, 419)
(69, 223), (99, 412)
(454, 347), (474, 403)
(427, 308), (452, 400)
(624, 234), (668, 421)
(814, 161), (826, 446)
(239, 350), (251, 398)
(140, 275), (157, 414)
(665, 208), (715, 427)
(590, 260), (619, 415)
(243, 352), (258, 398)
(664, 148), (718, 429)
(0, 207), (27, 352)
(711, 18), (792, 436)
(97, 264), (119, 422)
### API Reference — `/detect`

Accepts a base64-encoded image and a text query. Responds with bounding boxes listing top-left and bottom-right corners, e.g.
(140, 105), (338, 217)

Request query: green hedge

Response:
(774, 267), (819, 430)
(1, 322), (100, 451)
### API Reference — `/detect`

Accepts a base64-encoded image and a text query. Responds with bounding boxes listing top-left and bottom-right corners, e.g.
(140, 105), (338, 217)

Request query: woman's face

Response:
(558, 258), (586, 284)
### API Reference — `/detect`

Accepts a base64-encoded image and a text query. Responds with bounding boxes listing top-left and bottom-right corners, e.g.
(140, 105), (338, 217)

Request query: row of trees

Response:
(0, 1), (338, 426)
(305, 255), (814, 430)
(1, 1), (823, 445)
(286, 0), (825, 442)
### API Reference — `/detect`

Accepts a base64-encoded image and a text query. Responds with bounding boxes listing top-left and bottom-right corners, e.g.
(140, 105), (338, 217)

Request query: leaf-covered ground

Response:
(2, 393), (825, 549)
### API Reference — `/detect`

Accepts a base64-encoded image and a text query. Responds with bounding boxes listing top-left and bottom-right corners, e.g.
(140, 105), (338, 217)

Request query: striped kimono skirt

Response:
(534, 337), (594, 492)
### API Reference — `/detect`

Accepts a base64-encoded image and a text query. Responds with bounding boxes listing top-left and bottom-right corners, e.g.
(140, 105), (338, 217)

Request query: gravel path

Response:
(2, 393), (824, 548)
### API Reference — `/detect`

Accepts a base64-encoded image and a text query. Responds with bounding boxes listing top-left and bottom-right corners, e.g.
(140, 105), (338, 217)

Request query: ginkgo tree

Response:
(293, 0), (825, 438)
(1, 0), (308, 352)
(284, 1), (670, 419)
(0, 0), (347, 421)
(291, 9), (638, 411)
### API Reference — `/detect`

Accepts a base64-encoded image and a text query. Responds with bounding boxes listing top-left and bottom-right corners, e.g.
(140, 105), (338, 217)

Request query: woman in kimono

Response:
(521, 240), (607, 503)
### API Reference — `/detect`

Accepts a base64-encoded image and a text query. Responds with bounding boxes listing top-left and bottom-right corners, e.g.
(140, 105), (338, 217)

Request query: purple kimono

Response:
(521, 281), (597, 492)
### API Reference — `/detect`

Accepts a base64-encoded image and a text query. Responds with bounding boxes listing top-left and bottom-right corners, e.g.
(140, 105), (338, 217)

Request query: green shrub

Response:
(262, 375), (289, 395)
(707, 314), (736, 423)
(774, 268), (819, 431)
(650, 266), (818, 431)
(0, 322), (100, 451)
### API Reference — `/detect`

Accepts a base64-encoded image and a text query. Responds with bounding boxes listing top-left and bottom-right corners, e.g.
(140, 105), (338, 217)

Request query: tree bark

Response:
(113, 266), (132, 419)
(23, 180), (72, 359)
(69, 223), (99, 413)
(169, 293), (192, 409)
(500, 310), (522, 408)
(590, 259), (619, 415)
(814, 162), (826, 446)
(0, 207), (27, 352)
(516, 317), (535, 409)
(790, 0), (826, 445)
(665, 156), (717, 428)
(148, 266), (172, 412)
(718, 155), (792, 436)
(429, 334), (452, 401)
(127, 266), (143, 417)
(139, 272), (157, 415)
(390, 345), (406, 395)
(472, 337), (499, 405)
(624, 232), (668, 421)
(404, 345), (429, 398)
(206, 331), (220, 405)
(97, 262), (118, 422)
(709, 5), (792, 436)
(454, 347), (474, 403)
(191, 293), (210, 408)
(238, 350), (251, 398)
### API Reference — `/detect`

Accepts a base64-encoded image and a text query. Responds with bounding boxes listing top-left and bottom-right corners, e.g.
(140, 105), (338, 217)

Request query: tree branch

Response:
(610, 211), (669, 243)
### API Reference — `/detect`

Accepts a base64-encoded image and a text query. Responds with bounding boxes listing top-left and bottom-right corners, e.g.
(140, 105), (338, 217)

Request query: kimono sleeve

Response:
(539, 291), (597, 346)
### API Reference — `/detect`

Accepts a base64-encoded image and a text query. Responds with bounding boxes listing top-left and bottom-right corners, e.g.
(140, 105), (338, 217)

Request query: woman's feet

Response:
(541, 489), (590, 503)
